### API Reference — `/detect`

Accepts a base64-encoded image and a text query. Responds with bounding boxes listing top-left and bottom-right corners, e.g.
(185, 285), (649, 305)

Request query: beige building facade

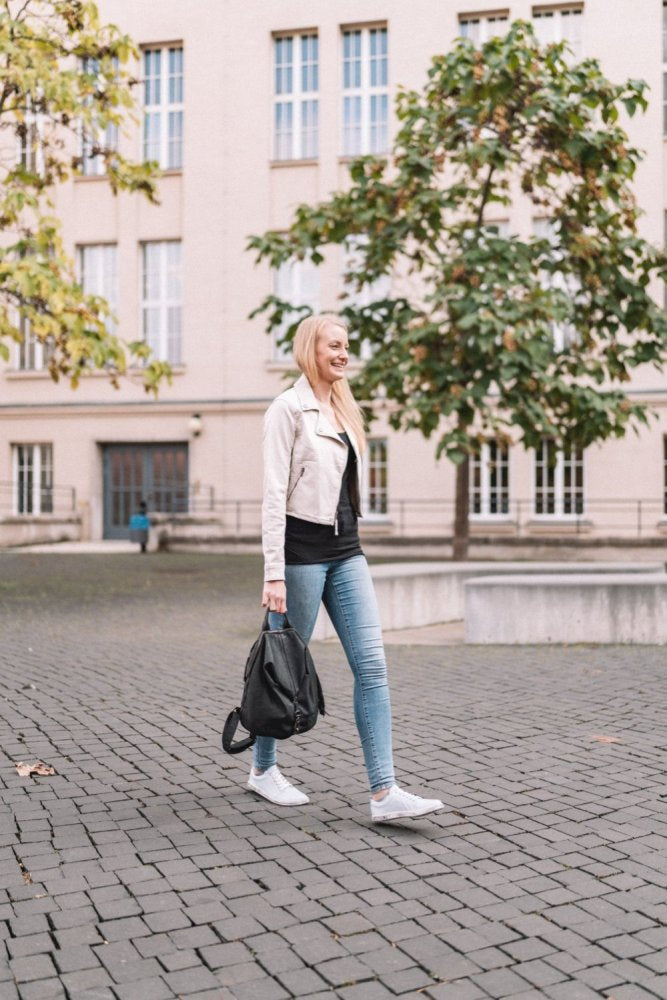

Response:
(0, 0), (665, 546)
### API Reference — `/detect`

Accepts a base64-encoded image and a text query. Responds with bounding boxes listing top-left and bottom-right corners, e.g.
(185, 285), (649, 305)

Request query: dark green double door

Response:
(102, 443), (188, 539)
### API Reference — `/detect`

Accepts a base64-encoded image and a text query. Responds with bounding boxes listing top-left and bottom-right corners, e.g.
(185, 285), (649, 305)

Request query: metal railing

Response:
(0, 482), (77, 517)
(184, 493), (667, 540)
(2, 480), (665, 540)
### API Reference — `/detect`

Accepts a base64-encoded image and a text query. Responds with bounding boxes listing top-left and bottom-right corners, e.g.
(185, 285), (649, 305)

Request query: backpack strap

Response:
(315, 672), (326, 716)
(222, 709), (256, 755)
(296, 647), (326, 716)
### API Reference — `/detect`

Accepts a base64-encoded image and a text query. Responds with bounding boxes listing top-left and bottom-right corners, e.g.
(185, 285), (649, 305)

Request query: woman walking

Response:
(251, 313), (444, 822)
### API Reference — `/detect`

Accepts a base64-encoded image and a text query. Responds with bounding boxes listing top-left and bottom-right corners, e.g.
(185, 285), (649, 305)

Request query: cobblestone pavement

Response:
(1, 552), (667, 1000)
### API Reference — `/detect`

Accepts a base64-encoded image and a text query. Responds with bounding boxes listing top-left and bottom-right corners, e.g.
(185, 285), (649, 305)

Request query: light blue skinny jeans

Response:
(253, 554), (395, 793)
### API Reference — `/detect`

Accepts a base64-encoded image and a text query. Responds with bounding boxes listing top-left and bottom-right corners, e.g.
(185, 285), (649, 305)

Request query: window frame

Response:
(341, 236), (391, 361)
(470, 441), (510, 518)
(458, 10), (509, 44)
(142, 44), (184, 170)
(341, 24), (389, 157)
(363, 437), (389, 519)
(272, 31), (319, 161)
(534, 440), (585, 518)
(16, 94), (44, 175)
(532, 217), (580, 351)
(80, 57), (119, 176)
(271, 255), (320, 362)
(141, 240), (183, 365)
(12, 443), (53, 516)
(532, 4), (584, 60)
(77, 243), (118, 335)
(16, 315), (53, 372)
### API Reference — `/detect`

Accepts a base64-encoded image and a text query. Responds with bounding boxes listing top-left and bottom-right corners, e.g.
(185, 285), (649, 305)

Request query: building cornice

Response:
(0, 397), (274, 415)
(0, 388), (665, 416)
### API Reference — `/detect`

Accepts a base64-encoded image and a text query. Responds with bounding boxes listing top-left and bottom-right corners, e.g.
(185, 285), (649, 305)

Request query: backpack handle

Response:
(261, 610), (293, 631)
(222, 709), (256, 754)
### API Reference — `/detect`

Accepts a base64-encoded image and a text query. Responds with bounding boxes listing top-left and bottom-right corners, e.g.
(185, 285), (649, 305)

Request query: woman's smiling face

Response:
(315, 322), (349, 386)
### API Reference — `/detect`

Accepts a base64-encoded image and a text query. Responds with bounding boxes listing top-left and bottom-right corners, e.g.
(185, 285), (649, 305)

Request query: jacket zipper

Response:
(286, 467), (305, 502)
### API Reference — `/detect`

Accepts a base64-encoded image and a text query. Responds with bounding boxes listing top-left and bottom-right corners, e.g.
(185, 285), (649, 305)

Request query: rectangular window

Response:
(342, 236), (391, 360)
(141, 241), (182, 364)
(13, 444), (53, 515)
(17, 95), (44, 174)
(470, 442), (510, 516)
(533, 217), (578, 350)
(342, 26), (388, 156)
(272, 257), (320, 360)
(78, 244), (117, 333)
(363, 438), (388, 516)
(273, 33), (319, 160)
(533, 5), (583, 60)
(143, 46), (184, 169)
(535, 440), (584, 516)
(80, 57), (119, 176)
(17, 316), (53, 372)
(459, 12), (509, 44)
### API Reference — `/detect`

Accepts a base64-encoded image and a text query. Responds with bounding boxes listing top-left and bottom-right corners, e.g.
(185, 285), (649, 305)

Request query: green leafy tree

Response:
(0, 0), (168, 391)
(248, 20), (667, 559)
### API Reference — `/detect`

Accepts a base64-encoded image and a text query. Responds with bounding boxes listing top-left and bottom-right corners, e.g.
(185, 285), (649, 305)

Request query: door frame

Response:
(102, 442), (189, 539)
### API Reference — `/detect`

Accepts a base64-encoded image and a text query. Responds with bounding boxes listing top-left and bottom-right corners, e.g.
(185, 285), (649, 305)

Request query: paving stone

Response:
(97, 917), (151, 942)
(471, 967), (533, 997)
(542, 982), (606, 999)
(111, 978), (176, 1000)
(337, 984), (394, 1000)
(9, 955), (57, 983)
(52, 946), (100, 974)
(6, 936), (53, 959)
(159, 949), (200, 972)
(15, 981), (65, 1000)
(275, 967), (328, 995)
(378, 965), (436, 993)
(315, 954), (375, 987)
(424, 983), (487, 1000)
(163, 967), (221, 994)
(59, 967), (115, 993)
(199, 941), (254, 969)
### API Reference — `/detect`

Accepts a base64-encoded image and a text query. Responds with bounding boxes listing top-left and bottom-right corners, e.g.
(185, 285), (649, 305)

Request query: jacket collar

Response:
(292, 374), (356, 451)
(293, 373), (321, 412)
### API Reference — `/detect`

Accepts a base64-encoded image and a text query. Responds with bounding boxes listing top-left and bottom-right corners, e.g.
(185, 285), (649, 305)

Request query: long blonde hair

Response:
(293, 313), (366, 453)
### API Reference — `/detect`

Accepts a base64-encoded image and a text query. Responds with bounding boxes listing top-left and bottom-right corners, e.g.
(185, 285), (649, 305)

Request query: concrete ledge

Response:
(0, 515), (81, 548)
(311, 561), (664, 641)
(465, 573), (667, 645)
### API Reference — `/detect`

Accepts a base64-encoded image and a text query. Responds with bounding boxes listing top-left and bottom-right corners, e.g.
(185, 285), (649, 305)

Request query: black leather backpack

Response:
(222, 613), (325, 755)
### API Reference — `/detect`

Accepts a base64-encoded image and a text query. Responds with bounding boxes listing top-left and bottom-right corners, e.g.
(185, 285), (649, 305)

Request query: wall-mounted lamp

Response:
(189, 413), (203, 437)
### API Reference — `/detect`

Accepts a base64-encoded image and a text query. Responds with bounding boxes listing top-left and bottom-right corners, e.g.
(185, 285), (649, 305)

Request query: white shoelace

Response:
(270, 767), (291, 791)
(379, 787), (425, 808)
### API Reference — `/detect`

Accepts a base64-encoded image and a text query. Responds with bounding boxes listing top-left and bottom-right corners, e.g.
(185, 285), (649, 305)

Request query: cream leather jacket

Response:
(262, 374), (363, 581)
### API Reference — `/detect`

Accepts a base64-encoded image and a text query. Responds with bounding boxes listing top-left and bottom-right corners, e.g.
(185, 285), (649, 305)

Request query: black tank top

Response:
(284, 432), (363, 565)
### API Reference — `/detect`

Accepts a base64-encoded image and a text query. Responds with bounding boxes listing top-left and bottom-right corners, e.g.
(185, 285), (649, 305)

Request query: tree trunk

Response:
(452, 457), (470, 561)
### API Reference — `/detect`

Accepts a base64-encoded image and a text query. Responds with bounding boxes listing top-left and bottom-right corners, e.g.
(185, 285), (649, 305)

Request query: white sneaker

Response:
(247, 765), (309, 806)
(370, 784), (444, 823)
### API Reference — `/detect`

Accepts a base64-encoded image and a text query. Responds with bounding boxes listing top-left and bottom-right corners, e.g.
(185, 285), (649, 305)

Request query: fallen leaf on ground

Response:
(15, 761), (55, 777)
(589, 735), (622, 744)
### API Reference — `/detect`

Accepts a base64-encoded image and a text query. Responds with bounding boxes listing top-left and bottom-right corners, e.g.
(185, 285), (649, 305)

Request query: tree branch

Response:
(474, 164), (495, 230)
